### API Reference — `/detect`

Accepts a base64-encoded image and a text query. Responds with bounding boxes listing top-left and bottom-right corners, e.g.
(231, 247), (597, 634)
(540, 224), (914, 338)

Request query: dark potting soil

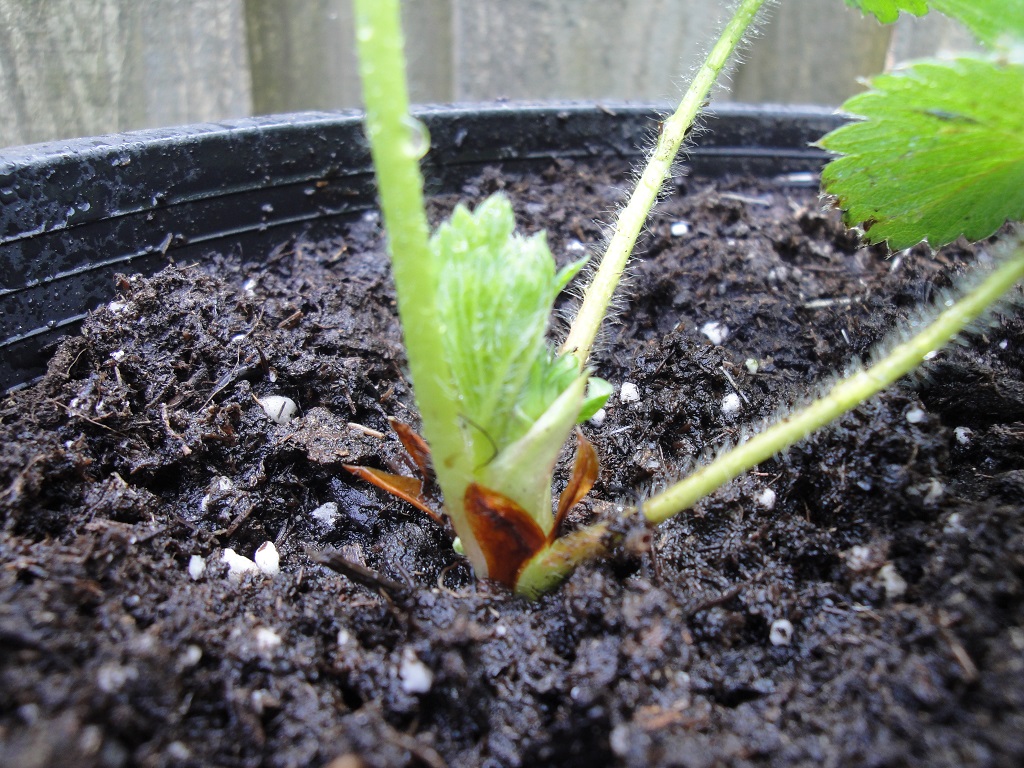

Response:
(2, 157), (1023, 768)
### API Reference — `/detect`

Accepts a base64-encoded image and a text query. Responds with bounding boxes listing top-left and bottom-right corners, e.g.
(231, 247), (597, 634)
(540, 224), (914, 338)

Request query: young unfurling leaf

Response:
(431, 195), (591, 465)
(344, 169), (608, 582)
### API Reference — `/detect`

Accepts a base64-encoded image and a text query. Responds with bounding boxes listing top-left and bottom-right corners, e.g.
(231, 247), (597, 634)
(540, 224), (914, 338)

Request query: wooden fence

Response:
(1, 0), (974, 148)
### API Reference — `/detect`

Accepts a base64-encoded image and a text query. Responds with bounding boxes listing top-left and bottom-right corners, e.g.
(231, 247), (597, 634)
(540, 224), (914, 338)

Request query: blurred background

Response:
(0, 0), (977, 149)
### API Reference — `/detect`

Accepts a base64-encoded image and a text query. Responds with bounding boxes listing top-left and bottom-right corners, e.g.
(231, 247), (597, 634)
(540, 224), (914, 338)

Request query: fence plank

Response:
(1, 1), (973, 148)
(888, 11), (982, 64)
(245, 0), (452, 115)
(0, 0), (250, 148)
(245, 0), (359, 114)
(451, 0), (723, 101)
(728, 0), (892, 105)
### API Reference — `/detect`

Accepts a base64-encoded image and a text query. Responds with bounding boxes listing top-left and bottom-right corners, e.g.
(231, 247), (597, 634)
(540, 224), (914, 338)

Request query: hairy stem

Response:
(521, 242), (1024, 595)
(352, 0), (479, 564)
(561, 0), (769, 365)
(644, 245), (1024, 523)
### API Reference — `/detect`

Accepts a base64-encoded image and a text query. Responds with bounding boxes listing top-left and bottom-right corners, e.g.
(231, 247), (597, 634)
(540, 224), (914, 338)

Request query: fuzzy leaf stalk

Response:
(351, 0), (609, 586)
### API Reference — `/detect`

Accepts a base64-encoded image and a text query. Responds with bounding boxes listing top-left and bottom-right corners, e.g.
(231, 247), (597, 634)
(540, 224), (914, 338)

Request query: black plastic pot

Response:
(0, 104), (842, 392)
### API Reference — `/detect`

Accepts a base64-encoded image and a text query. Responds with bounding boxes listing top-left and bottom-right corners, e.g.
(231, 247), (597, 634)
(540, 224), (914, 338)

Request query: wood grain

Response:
(0, 0), (972, 148)
(0, 0), (250, 147)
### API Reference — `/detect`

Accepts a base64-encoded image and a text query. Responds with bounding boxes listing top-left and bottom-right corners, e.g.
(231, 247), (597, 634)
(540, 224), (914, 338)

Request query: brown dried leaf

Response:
(553, 431), (600, 539)
(343, 464), (445, 526)
(464, 483), (547, 587)
(388, 417), (433, 479)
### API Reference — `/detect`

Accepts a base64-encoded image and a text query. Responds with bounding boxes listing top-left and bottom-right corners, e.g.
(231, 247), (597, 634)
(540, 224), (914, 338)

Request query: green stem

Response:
(561, 0), (768, 365)
(520, 243), (1024, 595)
(352, 0), (479, 565)
(644, 246), (1024, 523)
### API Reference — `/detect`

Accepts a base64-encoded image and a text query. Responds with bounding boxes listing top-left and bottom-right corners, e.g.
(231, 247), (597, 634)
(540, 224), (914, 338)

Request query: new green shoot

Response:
(353, 0), (608, 582)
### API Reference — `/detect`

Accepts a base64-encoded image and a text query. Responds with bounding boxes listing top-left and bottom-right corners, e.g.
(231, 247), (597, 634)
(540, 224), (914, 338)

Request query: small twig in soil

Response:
(274, 520), (292, 547)
(45, 398), (123, 434)
(687, 582), (746, 617)
(939, 611), (979, 683)
(213, 503), (257, 539)
(719, 192), (773, 207)
(160, 403), (192, 455)
(61, 345), (89, 379)
(348, 422), (386, 439)
(276, 309), (303, 329)
(803, 296), (856, 310)
(719, 365), (750, 407)
(308, 547), (409, 598)
(201, 345), (255, 409)
(202, 370), (238, 408)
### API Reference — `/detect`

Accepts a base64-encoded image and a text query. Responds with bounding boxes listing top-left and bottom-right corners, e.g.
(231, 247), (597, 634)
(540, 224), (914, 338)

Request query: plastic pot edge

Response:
(0, 102), (843, 391)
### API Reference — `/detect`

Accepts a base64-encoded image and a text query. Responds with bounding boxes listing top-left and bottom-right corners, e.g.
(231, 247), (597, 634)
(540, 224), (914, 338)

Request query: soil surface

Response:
(2, 158), (1023, 768)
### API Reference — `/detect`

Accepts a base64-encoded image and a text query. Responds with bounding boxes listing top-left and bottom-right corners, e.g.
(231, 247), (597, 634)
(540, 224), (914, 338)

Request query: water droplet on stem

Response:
(401, 116), (430, 160)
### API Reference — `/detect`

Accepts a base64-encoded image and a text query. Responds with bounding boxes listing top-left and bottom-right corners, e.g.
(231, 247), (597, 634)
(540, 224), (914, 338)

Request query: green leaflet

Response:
(517, 352), (611, 427)
(579, 377), (614, 422)
(843, 0), (927, 24)
(843, 0), (1023, 49)
(481, 376), (588, 532)
(818, 58), (1024, 250)
(929, 0), (1024, 49)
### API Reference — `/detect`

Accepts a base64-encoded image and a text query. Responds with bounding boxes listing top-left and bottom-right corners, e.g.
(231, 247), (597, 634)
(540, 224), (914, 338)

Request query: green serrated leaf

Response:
(929, 0), (1024, 49)
(844, 0), (1023, 48)
(819, 58), (1024, 250)
(843, 0), (928, 24)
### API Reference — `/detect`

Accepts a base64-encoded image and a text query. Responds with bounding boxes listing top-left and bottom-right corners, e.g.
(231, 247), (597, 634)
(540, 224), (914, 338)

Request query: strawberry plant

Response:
(349, 0), (1024, 596)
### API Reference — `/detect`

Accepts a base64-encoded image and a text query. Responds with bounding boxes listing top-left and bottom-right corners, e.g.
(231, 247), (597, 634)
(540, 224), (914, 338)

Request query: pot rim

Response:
(0, 102), (843, 391)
